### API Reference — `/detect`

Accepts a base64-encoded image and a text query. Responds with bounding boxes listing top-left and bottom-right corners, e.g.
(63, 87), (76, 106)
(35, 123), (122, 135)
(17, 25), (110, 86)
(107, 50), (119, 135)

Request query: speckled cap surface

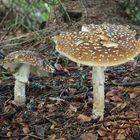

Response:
(3, 50), (54, 75)
(54, 23), (140, 66)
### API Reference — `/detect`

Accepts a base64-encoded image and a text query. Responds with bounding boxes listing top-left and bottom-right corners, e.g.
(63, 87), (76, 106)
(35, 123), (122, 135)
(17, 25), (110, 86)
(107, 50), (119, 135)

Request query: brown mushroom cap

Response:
(54, 23), (140, 66)
(3, 50), (54, 75)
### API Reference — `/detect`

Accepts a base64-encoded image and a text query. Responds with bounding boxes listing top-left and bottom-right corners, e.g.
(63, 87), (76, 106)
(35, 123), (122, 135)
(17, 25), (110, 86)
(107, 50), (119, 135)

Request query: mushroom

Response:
(2, 50), (54, 105)
(53, 23), (140, 120)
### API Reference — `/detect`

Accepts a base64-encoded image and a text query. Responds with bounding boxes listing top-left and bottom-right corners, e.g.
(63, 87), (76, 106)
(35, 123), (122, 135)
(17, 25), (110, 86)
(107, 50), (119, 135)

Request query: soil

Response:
(0, 0), (140, 140)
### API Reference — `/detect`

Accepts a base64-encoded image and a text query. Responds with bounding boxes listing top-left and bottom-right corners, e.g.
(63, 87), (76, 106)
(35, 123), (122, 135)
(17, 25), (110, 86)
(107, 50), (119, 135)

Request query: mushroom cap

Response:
(54, 23), (140, 67)
(3, 50), (54, 76)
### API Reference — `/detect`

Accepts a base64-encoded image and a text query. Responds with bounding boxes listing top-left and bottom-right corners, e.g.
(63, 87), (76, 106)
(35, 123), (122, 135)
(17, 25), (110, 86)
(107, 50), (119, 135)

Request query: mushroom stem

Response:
(14, 80), (26, 104)
(92, 66), (105, 120)
(14, 64), (30, 104)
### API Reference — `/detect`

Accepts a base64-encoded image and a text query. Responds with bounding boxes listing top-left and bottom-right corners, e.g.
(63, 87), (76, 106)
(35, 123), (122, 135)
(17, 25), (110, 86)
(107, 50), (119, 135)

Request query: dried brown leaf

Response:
(106, 89), (123, 103)
(77, 114), (91, 122)
(4, 104), (15, 113)
(37, 101), (45, 110)
(22, 125), (30, 134)
(108, 135), (115, 140)
(129, 88), (140, 99)
(35, 125), (45, 137)
(54, 63), (63, 71)
(47, 104), (57, 112)
(80, 132), (98, 140)
(48, 134), (56, 140)
(7, 131), (12, 137)
(97, 126), (107, 136)
(127, 60), (137, 68)
(106, 90), (119, 97)
(122, 76), (130, 82)
(69, 105), (77, 112)
(110, 95), (123, 102)
(68, 88), (77, 95)
(63, 68), (69, 73)
(104, 121), (117, 127)
(125, 112), (138, 119)
(115, 133), (126, 140)
(56, 138), (65, 140)
(111, 102), (127, 112)
(50, 124), (55, 130)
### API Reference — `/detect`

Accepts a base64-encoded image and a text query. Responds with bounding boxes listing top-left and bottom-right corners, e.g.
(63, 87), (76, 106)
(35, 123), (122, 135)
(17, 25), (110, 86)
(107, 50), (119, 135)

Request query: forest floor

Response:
(0, 0), (140, 140)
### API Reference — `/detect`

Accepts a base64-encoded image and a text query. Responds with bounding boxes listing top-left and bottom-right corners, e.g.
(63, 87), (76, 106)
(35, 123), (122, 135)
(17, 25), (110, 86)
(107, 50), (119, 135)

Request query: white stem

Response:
(14, 80), (26, 104)
(13, 64), (30, 104)
(92, 66), (105, 120)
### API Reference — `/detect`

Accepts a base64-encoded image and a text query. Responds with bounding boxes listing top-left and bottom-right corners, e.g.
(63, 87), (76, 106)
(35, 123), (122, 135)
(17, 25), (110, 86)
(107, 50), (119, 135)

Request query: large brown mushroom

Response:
(2, 50), (54, 105)
(53, 23), (140, 120)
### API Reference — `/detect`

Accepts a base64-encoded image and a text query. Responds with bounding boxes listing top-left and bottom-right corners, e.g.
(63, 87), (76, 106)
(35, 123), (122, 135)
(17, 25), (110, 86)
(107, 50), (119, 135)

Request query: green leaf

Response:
(41, 12), (49, 21)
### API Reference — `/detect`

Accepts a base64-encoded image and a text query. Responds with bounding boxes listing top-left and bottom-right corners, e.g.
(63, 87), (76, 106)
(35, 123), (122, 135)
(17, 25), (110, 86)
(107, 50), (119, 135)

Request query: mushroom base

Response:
(92, 66), (105, 120)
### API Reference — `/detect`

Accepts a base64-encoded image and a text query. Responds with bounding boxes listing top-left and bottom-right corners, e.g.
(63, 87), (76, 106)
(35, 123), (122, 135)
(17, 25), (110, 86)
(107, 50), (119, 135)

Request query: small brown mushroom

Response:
(2, 50), (54, 105)
(53, 23), (140, 120)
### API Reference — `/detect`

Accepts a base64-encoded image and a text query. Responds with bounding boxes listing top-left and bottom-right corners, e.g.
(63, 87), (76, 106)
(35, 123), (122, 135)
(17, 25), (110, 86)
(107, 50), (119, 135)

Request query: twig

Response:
(20, 133), (43, 140)
(0, 8), (12, 26)
(58, 0), (71, 23)
(49, 97), (65, 102)
(0, 27), (50, 44)
(78, 0), (87, 18)
(71, 124), (101, 139)
(0, 133), (44, 140)
(112, 81), (140, 87)
(44, 116), (57, 125)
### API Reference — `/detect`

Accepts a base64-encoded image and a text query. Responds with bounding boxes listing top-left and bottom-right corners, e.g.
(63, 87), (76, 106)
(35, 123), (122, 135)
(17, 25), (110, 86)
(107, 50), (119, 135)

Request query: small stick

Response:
(112, 81), (140, 87)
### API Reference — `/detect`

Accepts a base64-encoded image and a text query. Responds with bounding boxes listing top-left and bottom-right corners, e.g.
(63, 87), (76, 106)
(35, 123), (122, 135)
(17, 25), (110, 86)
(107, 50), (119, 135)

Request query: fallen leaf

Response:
(7, 131), (12, 137)
(110, 95), (123, 102)
(122, 76), (130, 82)
(125, 112), (138, 119)
(127, 60), (137, 68)
(22, 125), (30, 134)
(97, 126), (107, 137)
(111, 102), (127, 112)
(4, 104), (16, 113)
(35, 124), (45, 137)
(37, 101), (45, 110)
(68, 88), (77, 95)
(56, 138), (65, 140)
(128, 87), (140, 99)
(69, 105), (77, 112)
(80, 132), (98, 140)
(47, 104), (57, 112)
(106, 90), (123, 102)
(108, 135), (115, 140)
(54, 63), (63, 71)
(68, 78), (75, 82)
(77, 114), (91, 122)
(63, 68), (69, 74)
(48, 134), (56, 140)
(115, 132), (126, 140)
(50, 124), (55, 130)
